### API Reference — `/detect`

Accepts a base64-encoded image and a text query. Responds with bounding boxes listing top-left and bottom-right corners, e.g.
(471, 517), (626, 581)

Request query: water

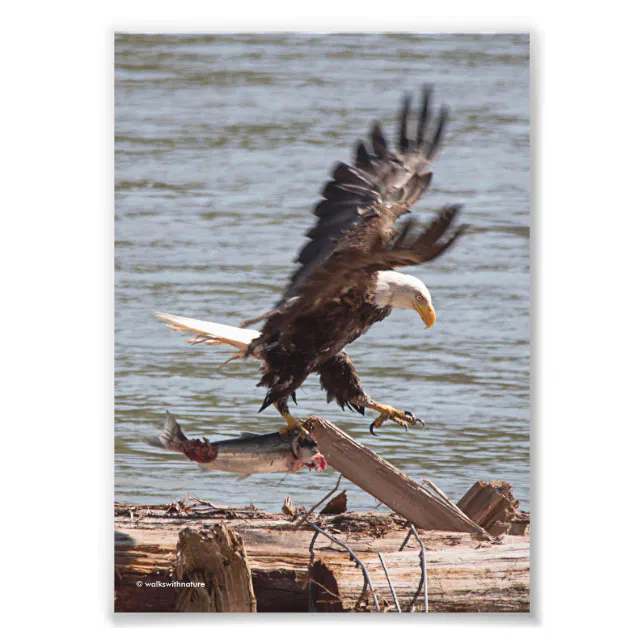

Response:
(115, 33), (530, 513)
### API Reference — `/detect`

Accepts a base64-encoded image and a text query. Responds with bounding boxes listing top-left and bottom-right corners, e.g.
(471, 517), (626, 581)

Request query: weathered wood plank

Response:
(305, 417), (479, 533)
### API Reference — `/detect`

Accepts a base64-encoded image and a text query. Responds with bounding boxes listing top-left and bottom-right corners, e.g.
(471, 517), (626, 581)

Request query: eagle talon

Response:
(368, 404), (426, 434)
(403, 411), (426, 429)
(279, 423), (309, 439)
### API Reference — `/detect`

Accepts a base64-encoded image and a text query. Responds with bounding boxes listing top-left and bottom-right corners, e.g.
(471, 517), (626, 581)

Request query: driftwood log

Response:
(304, 417), (480, 533)
(115, 499), (529, 612)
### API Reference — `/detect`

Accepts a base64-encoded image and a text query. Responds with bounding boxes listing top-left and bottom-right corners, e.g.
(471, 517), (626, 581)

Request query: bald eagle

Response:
(157, 86), (465, 434)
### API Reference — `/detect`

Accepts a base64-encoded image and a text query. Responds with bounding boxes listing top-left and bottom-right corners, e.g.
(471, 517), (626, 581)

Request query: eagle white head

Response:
(373, 270), (436, 329)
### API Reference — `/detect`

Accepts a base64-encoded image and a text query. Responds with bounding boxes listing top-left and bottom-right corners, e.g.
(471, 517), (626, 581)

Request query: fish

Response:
(144, 411), (327, 475)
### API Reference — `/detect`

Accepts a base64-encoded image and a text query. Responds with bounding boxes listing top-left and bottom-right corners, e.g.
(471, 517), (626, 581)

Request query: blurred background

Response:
(115, 33), (530, 513)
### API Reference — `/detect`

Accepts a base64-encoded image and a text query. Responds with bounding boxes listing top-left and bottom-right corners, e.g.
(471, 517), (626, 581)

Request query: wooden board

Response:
(306, 417), (479, 533)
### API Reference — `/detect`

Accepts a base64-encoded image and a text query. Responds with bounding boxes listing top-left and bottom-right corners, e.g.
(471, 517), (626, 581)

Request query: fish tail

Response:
(144, 411), (188, 453)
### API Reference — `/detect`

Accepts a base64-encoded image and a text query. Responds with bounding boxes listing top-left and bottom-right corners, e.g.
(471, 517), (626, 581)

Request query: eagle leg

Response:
(273, 401), (309, 438)
(316, 352), (424, 434)
(365, 402), (424, 436)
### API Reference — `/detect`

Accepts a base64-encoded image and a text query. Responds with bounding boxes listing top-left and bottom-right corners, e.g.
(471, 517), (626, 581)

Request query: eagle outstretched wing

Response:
(283, 85), (450, 302)
(242, 86), (464, 333)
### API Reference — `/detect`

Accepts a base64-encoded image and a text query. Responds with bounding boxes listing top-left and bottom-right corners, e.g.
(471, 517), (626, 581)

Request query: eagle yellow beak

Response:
(414, 301), (436, 329)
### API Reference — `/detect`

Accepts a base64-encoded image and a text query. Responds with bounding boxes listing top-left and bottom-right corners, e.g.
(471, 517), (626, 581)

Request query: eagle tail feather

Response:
(155, 312), (261, 361)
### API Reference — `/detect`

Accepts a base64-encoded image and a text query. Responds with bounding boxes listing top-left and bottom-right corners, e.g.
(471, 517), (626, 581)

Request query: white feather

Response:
(373, 271), (432, 309)
(155, 312), (261, 360)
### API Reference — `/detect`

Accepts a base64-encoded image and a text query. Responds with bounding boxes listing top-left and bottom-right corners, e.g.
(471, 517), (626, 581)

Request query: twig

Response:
(398, 524), (429, 612)
(305, 519), (380, 612)
(399, 525), (413, 551)
(377, 552), (401, 613)
(307, 531), (320, 612)
(294, 474), (343, 528)
(355, 574), (369, 612)
(308, 578), (344, 604)
(183, 496), (220, 511)
(410, 524), (428, 613)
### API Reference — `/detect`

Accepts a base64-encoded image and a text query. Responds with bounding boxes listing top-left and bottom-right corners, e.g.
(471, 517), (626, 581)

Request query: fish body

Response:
(145, 411), (327, 475)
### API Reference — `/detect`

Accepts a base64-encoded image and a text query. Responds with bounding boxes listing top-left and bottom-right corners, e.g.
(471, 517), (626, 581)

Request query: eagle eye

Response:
(415, 294), (423, 301)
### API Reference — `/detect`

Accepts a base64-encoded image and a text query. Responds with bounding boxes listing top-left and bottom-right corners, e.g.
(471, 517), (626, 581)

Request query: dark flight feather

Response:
(332, 162), (373, 188)
(355, 141), (371, 166)
(399, 93), (411, 152)
(305, 207), (363, 240)
(426, 106), (448, 162)
(282, 88), (450, 302)
(417, 85), (431, 146)
(371, 123), (389, 158)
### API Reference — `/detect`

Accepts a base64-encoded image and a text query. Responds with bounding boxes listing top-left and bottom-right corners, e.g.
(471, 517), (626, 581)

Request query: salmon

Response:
(144, 411), (327, 475)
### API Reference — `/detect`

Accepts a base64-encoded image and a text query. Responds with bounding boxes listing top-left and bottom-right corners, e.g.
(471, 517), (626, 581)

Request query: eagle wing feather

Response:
(276, 206), (465, 329)
(282, 85), (449, 302)
(244, 87), (463, 339)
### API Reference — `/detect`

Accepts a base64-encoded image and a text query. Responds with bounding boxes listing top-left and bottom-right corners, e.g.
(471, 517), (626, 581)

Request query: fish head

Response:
(295, 435), (327, 472)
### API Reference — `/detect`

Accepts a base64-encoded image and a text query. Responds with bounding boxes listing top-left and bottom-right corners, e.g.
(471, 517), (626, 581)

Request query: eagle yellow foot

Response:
(278, 424), (310, 440)
(369, 404), (425, 435)
(278, 423), (310, 439)
(276, 408), (310, 438)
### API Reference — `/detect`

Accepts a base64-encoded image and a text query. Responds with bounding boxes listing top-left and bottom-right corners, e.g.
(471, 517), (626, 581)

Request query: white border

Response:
(4, 0), (642, 637)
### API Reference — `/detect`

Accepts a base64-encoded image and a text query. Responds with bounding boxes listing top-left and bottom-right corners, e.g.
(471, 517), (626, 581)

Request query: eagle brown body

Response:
(253, 287), (391, 416)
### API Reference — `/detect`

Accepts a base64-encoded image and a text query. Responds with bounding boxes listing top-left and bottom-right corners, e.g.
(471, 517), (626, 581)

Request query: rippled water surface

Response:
(115, 34), (530, 513)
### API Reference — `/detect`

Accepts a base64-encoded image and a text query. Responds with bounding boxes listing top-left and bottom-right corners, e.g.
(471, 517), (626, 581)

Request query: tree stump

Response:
(174, 523), (257, 612)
